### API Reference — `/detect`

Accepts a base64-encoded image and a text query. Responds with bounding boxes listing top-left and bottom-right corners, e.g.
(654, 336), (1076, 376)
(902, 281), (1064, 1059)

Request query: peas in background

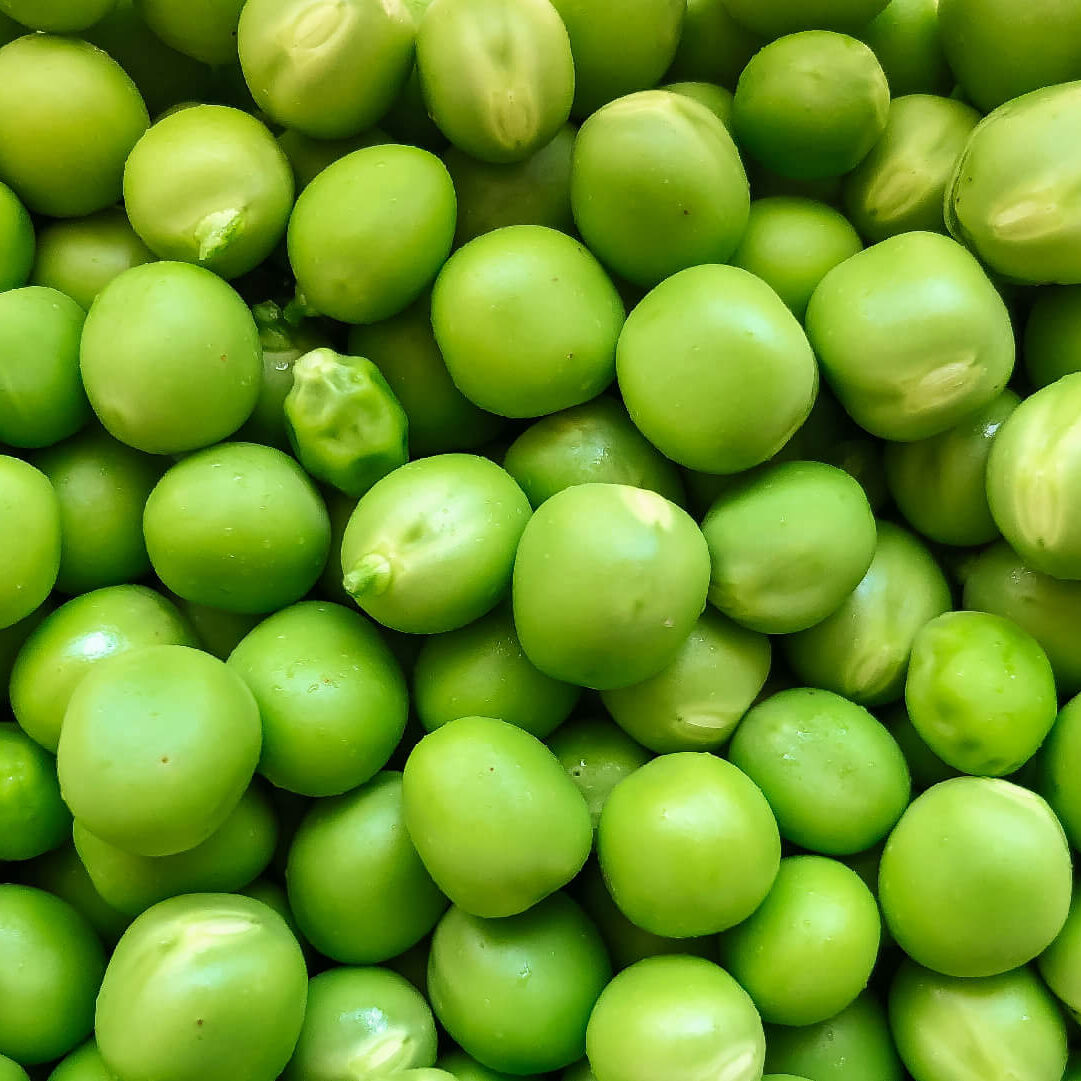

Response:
(660, 80), (734, 128)
(822, 434), (890, 511)
(0, 724), (70, 861)
(1038, 694), (1081, 849)
(0, 604), (52, 703)
(0, 180), (32, 290)
(859, 0), (952, 97)
(96, 894), (307, 1081)
(382, 63), (448, 151)
(46, 1041), (116, 1081)
(1039, 889), (1081, 1020)
(429, 895), (611, 1075)
(0, 457), (61, 631)
(843, 95), (980, 243)
(724, 0), (889, 36)
(133, 0), (244, 65)
(166, 595), (259, 660)
(571, 91), (749, 288)
(731, 197), (863, 319)
(276, 127), (389, 192)
(1025, 285), (1081, 387)
(600, 610), (771, 754)
(440, 1050), (543, 1081)
(890, 961), (1068, 1081)
(879, 703), (960, 790)
(664, 0), (762, 89)
(0, 0), (115, 31)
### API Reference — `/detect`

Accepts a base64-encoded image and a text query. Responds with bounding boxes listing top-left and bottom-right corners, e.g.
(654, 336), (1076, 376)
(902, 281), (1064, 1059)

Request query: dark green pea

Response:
(168, 596), (259, 661)
(0, 180), (32, 291)
(723, 0), (889, 36)
(0, 604), (52, 712)
(749, 164), (845, 205)
(0, 723), (70, 861)
(133, 0), (243, 64)
(879, 703), (959, 790)
(0, 0), (113, 30)
(0, 456), (61, 630)
(46, 1041), (113, 1081)
(382, 65), (449, 151)
(277, 127), (389, 192)
(439, 1050), (543, 1081)
(859, 0), (951, 95)
(664, 0), (763, 89)
(1039, 889), (1081, 1021)
(662, 80), (734, 128)
(316, 488), (356, 606)
(1024, 285), (1081, 388)
(1038, 694), (1081, 849)
(821, 435), (890, 511)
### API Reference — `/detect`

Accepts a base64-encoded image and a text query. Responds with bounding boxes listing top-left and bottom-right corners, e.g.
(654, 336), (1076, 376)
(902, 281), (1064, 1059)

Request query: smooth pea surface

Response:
(0, 456), (61, 631)
(0, 723), (70, 861)
(1037, 694), (1081, 849)
(0, 180), (32, 290)
(277, 127), (389, 191)
(663, 81), (734, 127)
(134, 0), (243, 63)
(0, 0), (114, 31)
(440, 1050), (541, 1081)
(664, 0), (762, 88)
(1025, 285), (1081, 387)
(859, 0), (952, 96)
(1039, 889), (1081, 1017)
(722, 0), (889, 36)
(46, 1040), (114, 1081)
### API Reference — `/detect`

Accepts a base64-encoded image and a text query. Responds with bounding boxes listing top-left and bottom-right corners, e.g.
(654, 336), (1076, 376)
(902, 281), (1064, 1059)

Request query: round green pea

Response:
(0, 180), (32, 290)
(571, 91), (749, 288)
(600, 610), (770, 754)
(0, 456), (61, 631)
(277, 127), (389, 191)
(880, 703), (960, 791)
(403, 716), (592, 917)
(1039, 889), (1081, 1018)
(341, 454), (530, 634)
(287, 144), (456, 324)
(96, 893), (307, 1081)
(144, 442), (331, 614)
(859, 0), (952, 96)
(133, 0), (243, 64)
(0, 723), (70, 861)
(512, 483), (710, 689)
(47, 1041), (114, 1081)
(0, 0), (115, 31)
(664, 0), (762, 89)
(429, 895), (611, 1075)
(440, 1050), (542, 1081)
(1025, 285), (1081, 388)
(663, 81), (734, 128)
(586, 955), (766, 1081)
(0, 34), (148, 217)
(723, 0), (888, 36)
(879, 776), (1072, 977)
(1037, 694), (1081, 849)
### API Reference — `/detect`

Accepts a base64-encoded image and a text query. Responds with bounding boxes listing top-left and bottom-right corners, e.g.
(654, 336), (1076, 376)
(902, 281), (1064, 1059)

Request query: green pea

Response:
(503, 396), (684, 509)
(1039, 889), (1081, 1019)
(439, 1050), (542, 1081)
(513, 483), (710, 689)
(879, 776), (1071, 977)
(662, 80), (734, 128)
(723, 0), (888, 36)
(287, 144), (456, 324)
(749, 165), (846, 205)
(731, 197), (863, 319)
(413, 605), (580, 738)
(547, 716), (651, 829)
(1024, 285), (1081, 388)
(879, 703), (960, 790)
(664, 0), (762, 89)
(341, 454), (530, 634)
(1037, 694), (1081, 849)
(549, 0), (683, 117)
(133, 0), (243, 64)
(277, 127), (389, 191)
(123, 105), (293, 280)
(0, 723), (70, 861)
(571, 91), (749, 288)
(733, 33), (889, 181)
(764, 993), (903, 1081)
(144, 443), (331, 614)
(587, 955), (766, 1081)
(859, 0), (952, 96)
(0, 604), (51, 703)
(96, 894), (307, 1081)
(600, 610), (771, 754)
(80, 262), (261, 454)
(721, 856), (880, 1027)
(169, 597), (260, 660)
(382, 64), (448, 150)
(237, 0), (414, 138)
(0, 886), (105, 1066)
(890, 960), (1068, 1081)
(403, 716), (591, 916)
(0, 0), (114, 30)
(73, 783), (277, 916)
(57, 644), (260, 857)
(0, 287), (89, 449)
(47, 1041), (114, 1081)
(0, 180), (32, 290)
(986, 373), (1081, 580)
(0, 456), (61, 631)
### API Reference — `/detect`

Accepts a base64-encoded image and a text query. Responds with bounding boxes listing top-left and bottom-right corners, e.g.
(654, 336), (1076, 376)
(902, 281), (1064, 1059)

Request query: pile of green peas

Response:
(4, 0), (1081, 1079)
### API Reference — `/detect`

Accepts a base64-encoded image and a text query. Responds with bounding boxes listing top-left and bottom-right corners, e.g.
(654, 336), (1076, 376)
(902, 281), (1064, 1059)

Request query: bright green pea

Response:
(890, 960), (1068, 1081)
(1037, 694), (1081, 849)
(0, 180), (32, 290)
(986, 373), (1081, 580)
(549, 0), (683, 117)
(1025, 286), (1081, 388)
(859, 0), (952, 96)
(430, 895), (610, 1074)
(1039, 889), (1081, 1019)
(47, 1040), (114, 1081)
(123, 105), (293, 280)
(880, 703), (960, 791)
(733, 32), (889, 181)
(661, 80), (733, 128)
(341, 454), (530, 634)
(721, 856), (880, 1027)
(0, 0), (115, 31)
(723, 0), (888, 36)
(0, 456), (61, 631)
(96, 893), (307, 1081)
(0, 287), (89, 449)
(512, 483), (710, 689)
(133, 0), (243, 64)
(0, 886), (105, 1066)
(0, 35), (148, 217)
(600, 610), (770, 754)
(617, 265), (818, 474)
(288, 144), (456, 324)
(731, 197), (862, 318)
(80, 262), (261, 454)
(57, 644), (260, 857)
(403, 716), (591, 917)
(144, 443), (331, 614)
(586, 955), (766, 1081)
(571, 91), (749, 288)
(664, 0), (762, 89)
(440, 1050), (542, 1081)
(0, 723), (70, 861)
(238, 0), (414, 138)
(412, 605), (580, 738)
(277, 127), (389, 191)
(879, 776), (1072, 977)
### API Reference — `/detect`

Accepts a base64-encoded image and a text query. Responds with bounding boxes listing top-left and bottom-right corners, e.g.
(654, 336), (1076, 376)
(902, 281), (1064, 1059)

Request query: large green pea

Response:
(1039, 889), (1081, 1018)
(429, 895), (610, 1074)
(721, 856), (880, 1027)
(403, 716), (591, 916)
(843, 94), (980, 243)
(512, 483), (710, 689)
(890, 960), (1068, 1081)
(96, 893), (307, 1081)
(723, 0), (888, 36)
(1025, 285), (1081, 388)
(47, 1041), (114, 1081)
(57, 644), (261, 857)
(586, 955), (766, 1081)
(879, 777), (1072, 977)
(237, 0), (414, 138)
(144, 443), (331, 614)
(664, 0), (762, 88)
(1037, 694), (1081, 848)
(859, 0), (952, 96)
(806, 232), (1015, 441)
(0, 287), (89, 449)
(133, 0), (243, 63)
(0, 0), (115, 31)
(571, 91), (749, 288)
(0, 456), (61, 630)
(986, 373), (1081, 580)
(287, 145), (456, 324)
(0, 723), (70, 861)
(600, 610), (770, 753)
(0, 180), (32, 290)
(0, 886), (105, 1066)
(0, 35), (148, 217)
(123, 105), (293, 280)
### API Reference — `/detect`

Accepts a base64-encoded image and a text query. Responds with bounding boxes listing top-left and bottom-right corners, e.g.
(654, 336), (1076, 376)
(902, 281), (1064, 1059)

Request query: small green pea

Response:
(879, 703), (960, 791)
(0, 456), (61, 631)
(439, 1050), (542, 1081)
(1037, 693), (1081, 849)
(46, 1040), (114, 1081)
(276, 127), (389, 192)
(0, 180), (32, 290)
(1039, 889), (1081, 1018)
(859, 0), (952, 96)
(1025, 285), (1081, 388)
(723, 0), (889, 36)
(0, 0), (115, 31)
(0, 723), (70, 861)
(661, 80), (734, 128)
(133, 0), (244, 63)
(664, 0), (762, 89)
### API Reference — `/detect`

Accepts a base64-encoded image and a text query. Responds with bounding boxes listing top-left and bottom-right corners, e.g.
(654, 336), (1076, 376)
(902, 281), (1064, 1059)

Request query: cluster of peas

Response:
(4, 0), (1081, 1080)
